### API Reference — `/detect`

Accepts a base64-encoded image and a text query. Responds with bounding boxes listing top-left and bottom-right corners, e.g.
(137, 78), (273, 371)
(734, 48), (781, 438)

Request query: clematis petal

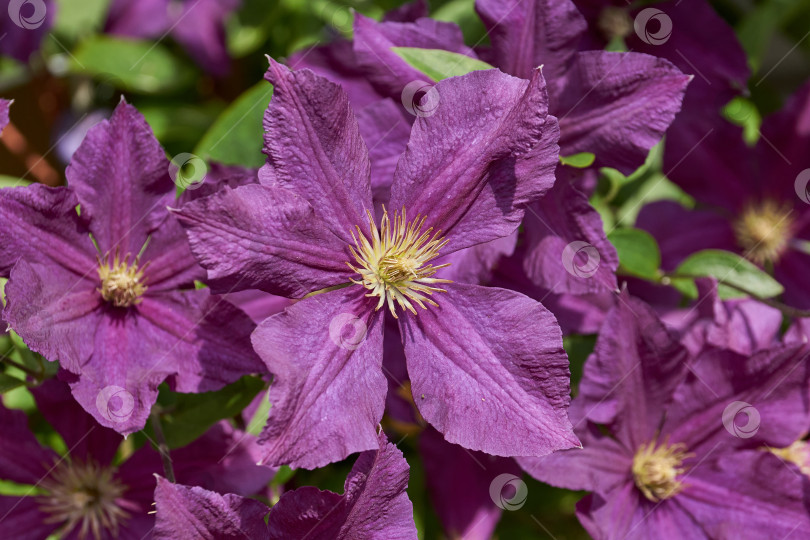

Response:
(556, 51), (690, 174)
(522, 172), (618, 293)
(251, 287), (386, 469)
(518, 423), (631, 493)
(3, 260), (101, 372)
(105, 0), (170, 39)
(677, 450), (810, 538)
(775, 250), (810, 310)
(0, 184), (96, 277)
(140, 213), (205, 291)
(435, 231), (517, 285)
(352, 13), (475, 99)
(475, 0), (586, 93)
(267, 431), (417, 539)
(0, 98), (9, 131)
(400, 282), (578, 457)
(261, 59), (373, 241)
(175, 184), (353, 298)
(575, 293), (689, 450)
(420, 427), (521, 540)
(170, 0), (238, 76)
(0, 495), (61, 540)
(662, 344), (810, 455)
(0, 406), (59, 485)
(29, 378), (123, 466)
(66, 100), (174, 255)
(153, 477), (271, 540)
(390, 69), (559, 253)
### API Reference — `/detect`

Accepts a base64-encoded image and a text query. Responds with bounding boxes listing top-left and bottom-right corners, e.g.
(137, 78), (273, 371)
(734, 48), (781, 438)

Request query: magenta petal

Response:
(3, 260), (101, 372)
(523, 173), (619, 293)
(401, 282), (578, 457)
(153, 477), (271, 540)
(66, 100), (173, 255)
(0, 495), (60, 540)
(391, 69), (559, 253)
(575, 293), (689, 449)
(0, 184), (96, 277)
(663, 344), (810, 455)
(353, 13), (475, 99)
(137, 289), (264, 393)
(0, 406), (58, 485)
(475, 0), (586, 92)
(170, 0), (237, 76)
(774, 250), (810, 309)
(29, 379), (123, 466)
(677, 450), (810, 538)
(0, 99), (10, 132)
(436, 231), (517, 285)
(519, 423), (631, 493)
(267, 432), (417, 539)
(557, 51), (690, 174)
(262, 59), (373, 241)
(252, 287), (386, 468)
(106, 0), (170, 39)
(175, 184), (353, 297)
(420, 427), (520, 540)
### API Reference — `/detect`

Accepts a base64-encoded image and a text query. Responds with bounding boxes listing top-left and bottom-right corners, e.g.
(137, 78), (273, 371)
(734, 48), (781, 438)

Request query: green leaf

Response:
(432, 0), (488, 43)
(673, 249), (784, 299)
(0, 373), (26, 393)
(0, 175), (30, 188)
(722, 97), (762, 145)
(559, 152), (595, 168)
(70, 37), (194, 94)
(608, 228), (661, 281)
(391, 47), (494, 82)
(194, 81), (274, 168)
(54, 0), (110, 40)
(156, 376), (265, 449)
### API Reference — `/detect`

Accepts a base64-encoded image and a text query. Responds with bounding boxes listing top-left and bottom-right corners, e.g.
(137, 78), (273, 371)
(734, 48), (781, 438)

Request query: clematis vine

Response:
(153, 432), (417, 539)
(177, 59), (578, 468)
(0, 379), (274, 540)
(520, 293), (810, 538)
(0, 100), (264, 434)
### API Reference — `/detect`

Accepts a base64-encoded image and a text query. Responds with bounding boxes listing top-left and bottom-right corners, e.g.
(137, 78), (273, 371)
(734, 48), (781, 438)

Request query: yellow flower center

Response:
(39, 460), (129, 540)
(598, 6), (633, 40)
(348, 207), (451, 318)
(632, 438), (693, 502)
(97, 252), (148, 308)
(771, 440), (810, 476)
(733, 199), (794, 265)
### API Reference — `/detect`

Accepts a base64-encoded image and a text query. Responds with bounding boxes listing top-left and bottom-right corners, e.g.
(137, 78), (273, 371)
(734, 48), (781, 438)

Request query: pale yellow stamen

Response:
(770, 440), (810, 476)
(632, 437), (693, 502)
(347, 207), (451, 318)
(97, 251), (148, 308)
(39, 460), (129, 540)
(733, 199), (794, 265)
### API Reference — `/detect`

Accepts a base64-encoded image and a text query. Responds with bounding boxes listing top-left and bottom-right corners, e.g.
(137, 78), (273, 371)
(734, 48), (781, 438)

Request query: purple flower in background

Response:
(521, 293), (810, 538)
(153, 432), (418, 540)
(0, 100), (263, 434)
(0, 0), (55, 63)
(177, 60), (578, 468)
(0, 98), (10, 131)
(0, 379), (274, 540)
(105, 0), (239, 75)
(638, 80), (810, 307)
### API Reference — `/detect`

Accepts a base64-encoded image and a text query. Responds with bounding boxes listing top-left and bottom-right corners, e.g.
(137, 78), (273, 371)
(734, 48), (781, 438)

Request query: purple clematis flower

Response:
(521, 293), (810, 538)
(153, 432), (418, 539)
(0, 100), (264, 434)
(0, 99), (10, 131)
(637, 80), (810, 307)
(105, 0), (239, 75)
(177, 59), (578, 468)
(0, 0), (55, 63)
(0, 378), (274, 540)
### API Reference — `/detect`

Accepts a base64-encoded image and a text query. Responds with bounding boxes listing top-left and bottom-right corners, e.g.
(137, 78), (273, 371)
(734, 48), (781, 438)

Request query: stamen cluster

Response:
(97, 251), (148, 308)
(348, 207), (451, 318)
(632, 438), (693, 502)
